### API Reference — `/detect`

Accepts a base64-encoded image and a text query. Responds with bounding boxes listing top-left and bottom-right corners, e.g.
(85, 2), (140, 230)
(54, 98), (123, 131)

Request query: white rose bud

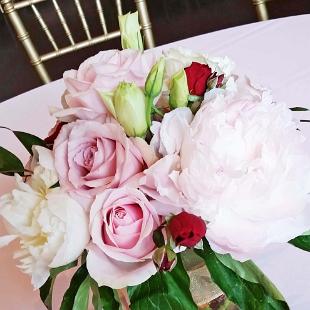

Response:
(114, 82), (148, 137)
(169, 69), (189, 109)
(145, 57), (165, 99)
(118, 11), (143, 51)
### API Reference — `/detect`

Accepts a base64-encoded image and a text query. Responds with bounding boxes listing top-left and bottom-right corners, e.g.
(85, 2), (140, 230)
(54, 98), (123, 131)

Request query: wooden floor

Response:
(0, 0), (309, 101)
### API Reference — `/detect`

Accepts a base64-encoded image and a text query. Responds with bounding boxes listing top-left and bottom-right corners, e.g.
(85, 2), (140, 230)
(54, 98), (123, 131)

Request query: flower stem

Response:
(117, 288), (130, 310)
(146, 95), (154, 127)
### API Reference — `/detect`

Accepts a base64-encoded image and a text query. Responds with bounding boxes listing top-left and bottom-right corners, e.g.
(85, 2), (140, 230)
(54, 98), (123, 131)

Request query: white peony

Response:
(142, 76), (310, 260)
(0, 147), (89, 288)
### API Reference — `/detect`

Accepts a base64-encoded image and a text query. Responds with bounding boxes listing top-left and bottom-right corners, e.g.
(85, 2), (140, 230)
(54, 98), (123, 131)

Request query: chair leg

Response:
(135, 0), (155, 49)
(252, 0), (269, 21)
(1, 0), (50, 84)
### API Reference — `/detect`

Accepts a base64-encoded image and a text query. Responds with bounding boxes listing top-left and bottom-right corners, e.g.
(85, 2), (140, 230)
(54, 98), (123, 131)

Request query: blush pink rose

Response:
(53, 120), (146, 205)
(87, 187), (161, 288)
(59, 49), (156, 121)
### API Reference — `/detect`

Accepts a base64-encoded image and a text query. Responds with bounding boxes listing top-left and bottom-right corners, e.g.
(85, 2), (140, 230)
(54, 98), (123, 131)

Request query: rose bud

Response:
(118, 11), (143, 50)
(169, 69), (189, 110)
(153, 245), (177, 272)
(184, 62), (212, 96)
(114, 82), (148, 137)
(168, 212), (207, 247)
(145, 57), (165, 99)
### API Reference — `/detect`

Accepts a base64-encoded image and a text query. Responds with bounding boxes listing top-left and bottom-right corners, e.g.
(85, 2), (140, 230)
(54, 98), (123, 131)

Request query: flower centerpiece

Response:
(1, 12), (310, 310)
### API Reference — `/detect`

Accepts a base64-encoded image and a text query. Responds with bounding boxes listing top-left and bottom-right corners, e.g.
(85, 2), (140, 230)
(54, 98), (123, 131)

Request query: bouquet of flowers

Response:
(1, 12), (310, 310)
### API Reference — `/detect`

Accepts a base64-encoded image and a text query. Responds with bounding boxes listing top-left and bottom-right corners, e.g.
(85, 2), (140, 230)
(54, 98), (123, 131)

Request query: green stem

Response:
(146, 95), (154, 127)
(153, 106), (164, 117)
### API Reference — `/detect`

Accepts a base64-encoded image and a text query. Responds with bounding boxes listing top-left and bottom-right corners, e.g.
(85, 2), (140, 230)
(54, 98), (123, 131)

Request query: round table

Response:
(1, 14), (310, 309)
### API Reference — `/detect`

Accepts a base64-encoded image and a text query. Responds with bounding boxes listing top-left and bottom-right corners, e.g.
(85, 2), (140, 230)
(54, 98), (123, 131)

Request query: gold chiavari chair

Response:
(0, 0), (155, 84)
(252, 0), (269, 21)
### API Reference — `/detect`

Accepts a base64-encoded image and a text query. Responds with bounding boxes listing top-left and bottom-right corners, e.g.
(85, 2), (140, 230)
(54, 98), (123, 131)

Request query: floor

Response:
(0, 0), (309, 101)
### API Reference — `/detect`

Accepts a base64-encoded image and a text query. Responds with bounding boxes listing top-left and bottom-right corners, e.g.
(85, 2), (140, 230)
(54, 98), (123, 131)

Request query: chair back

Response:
(0, 0), (155, 83)
(252, 0), (269, 21)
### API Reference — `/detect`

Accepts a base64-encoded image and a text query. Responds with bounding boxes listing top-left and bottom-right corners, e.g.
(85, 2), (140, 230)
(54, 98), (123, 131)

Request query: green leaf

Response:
(0, 126), (46, 155)
(50, 181), (60, 189)
(60, 264), (88, 310)
(13, 131), (46, 155)
(214, 253), (285, 301)
(90, 279), (102, 310)
(40, 260), (78, 310)
(40, 277), (55, 310)
(72, 276), (91, 310)
(128, 254), (197, 310)
(194, 238), (289, 310)
(98, 285), (120, 310)
(0, 146), (24, 176)
(90, 278), (119, 310)
(289, 231), (310, 251)
(290, 107), (309, 111)
(50, 260), (78, 278)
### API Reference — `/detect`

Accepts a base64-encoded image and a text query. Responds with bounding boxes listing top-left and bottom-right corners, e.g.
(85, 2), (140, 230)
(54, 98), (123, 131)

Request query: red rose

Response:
(184, 62), (212, 96)
(168, 212), (207, 247)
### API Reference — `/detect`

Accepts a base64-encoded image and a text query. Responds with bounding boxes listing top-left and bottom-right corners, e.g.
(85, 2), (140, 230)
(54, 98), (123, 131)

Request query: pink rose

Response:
(87, 187), (161, 288)
(60, 49), (156, 121)
(53, 120), (146, 205)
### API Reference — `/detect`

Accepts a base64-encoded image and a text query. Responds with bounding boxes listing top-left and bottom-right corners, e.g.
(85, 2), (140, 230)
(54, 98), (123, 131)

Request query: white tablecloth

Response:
(1, 14), (310, 309)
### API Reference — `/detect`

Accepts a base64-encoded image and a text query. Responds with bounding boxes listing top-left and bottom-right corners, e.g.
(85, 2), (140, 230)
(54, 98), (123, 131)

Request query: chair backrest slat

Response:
(252, 0), (269, 21)
(52, 0), (75, 45)
(14, 0), (46, 10)
(31, 4), (58, 50)
(95, 0), (108, 35)
(41, 30), (121, 62)
(115, 0), (123, 16)
(74, 0), (91, 40)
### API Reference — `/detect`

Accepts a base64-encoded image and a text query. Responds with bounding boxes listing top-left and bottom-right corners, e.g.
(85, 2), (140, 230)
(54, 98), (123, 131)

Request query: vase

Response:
(182, 250), (238, 309)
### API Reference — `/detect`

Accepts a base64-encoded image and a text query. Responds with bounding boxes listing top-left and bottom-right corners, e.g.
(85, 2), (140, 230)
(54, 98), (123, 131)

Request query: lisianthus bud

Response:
(169, 69), (189, 109)
(153, 245), (177, 272)
(114, 82), (147, 137)
(168, 212), (206, 247)
(118, 11), (143, 50)
(145, 57), (165, 99)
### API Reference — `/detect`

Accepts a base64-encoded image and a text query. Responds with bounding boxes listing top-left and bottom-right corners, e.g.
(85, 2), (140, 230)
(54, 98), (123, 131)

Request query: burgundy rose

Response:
(45, 122), (65, 146)
(168, 212), (206, 247)
(152, 246), (177, 272)
(184, 62), (212, 96)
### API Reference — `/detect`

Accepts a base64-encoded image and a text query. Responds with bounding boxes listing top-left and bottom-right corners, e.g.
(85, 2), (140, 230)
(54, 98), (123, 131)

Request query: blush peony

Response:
(87, 187), (161, 288)
(142, 77), (310, 259)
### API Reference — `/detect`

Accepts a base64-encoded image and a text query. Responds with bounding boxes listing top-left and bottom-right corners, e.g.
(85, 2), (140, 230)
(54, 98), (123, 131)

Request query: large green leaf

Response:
(0, 146), (24, 176)
(214, 253), (285, 301)
(72, 276), (91, 310)
(98, 286), (120, 310)
(40, 260), (77, 310)
(13, 131), (46, 155)
(60, 264), (89, 310)
(128, 254), (197, 310)
(289, 231), (310, 251)
(90, 278), (119, 310)
(195, 238), (289, 310)
(0, 126), (46, 155)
